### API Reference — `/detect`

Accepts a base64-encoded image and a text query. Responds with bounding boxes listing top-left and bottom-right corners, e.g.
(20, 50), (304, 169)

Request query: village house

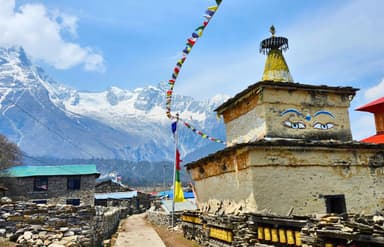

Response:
(95, 178), (131, 193)
(1, 164), (99, 206)
(186, 27), (384, 216)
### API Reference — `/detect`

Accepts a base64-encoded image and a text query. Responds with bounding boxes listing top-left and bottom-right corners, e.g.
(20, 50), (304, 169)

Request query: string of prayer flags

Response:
(165, 0), (225, 145)
(182, 120), (225, 144)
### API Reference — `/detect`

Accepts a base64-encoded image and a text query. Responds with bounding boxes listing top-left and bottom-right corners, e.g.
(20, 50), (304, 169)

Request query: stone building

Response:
(1, 164), (100, 206)
(186, 27), (384, 216)
(95, 178), (131, 193)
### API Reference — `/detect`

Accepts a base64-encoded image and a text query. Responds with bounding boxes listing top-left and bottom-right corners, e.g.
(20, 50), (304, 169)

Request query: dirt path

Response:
(152, 224), (199, 247)
(113, 213), (166, 247)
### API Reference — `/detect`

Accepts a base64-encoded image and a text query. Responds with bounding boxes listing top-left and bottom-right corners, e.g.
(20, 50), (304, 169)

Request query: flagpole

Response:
(171, 113), (179, 228)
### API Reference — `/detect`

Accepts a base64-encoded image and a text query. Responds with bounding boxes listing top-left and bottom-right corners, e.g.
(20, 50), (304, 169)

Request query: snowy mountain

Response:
(0, 47), (227, 162)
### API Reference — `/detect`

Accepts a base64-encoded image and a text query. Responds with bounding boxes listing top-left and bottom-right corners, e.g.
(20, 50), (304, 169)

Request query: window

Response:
(66, 199), (80, 206)
(34, 177), (48, 191)
(32, 200), (47, 204)
(67, 176), (81, 190)
(324, 194), (347, 215)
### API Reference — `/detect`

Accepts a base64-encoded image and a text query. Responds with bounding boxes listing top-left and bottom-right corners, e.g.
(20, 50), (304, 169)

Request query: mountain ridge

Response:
(0, 46), (227, 162)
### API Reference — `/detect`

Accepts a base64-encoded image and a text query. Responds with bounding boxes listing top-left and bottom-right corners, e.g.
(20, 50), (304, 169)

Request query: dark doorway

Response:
(324, 194), (347, 214)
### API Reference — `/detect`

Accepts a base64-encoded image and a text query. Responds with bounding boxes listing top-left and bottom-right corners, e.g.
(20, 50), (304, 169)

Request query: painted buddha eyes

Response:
(283, 121), (335, 130)
(283, 120), (306, 129)
(313, 122), (334, 130)
(281, 109), (335, 131)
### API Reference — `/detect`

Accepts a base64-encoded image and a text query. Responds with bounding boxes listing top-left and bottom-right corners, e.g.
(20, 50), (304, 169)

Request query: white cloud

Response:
(365, 78), (384, 100)
(0, 0), (104, 71)
(52, 10), (78, 38)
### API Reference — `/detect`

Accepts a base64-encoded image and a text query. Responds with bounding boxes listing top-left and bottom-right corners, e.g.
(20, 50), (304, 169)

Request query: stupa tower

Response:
(260, 26), (293, 82)
(186, 26), (384, 217)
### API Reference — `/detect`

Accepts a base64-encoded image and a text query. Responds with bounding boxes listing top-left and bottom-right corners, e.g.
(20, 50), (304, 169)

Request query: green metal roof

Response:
(3, 164), (99, 177)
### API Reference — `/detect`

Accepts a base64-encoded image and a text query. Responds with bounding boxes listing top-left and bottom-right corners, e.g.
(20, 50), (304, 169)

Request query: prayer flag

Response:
(171, 121), (177, 136)
(208, 6), (218, 11)
(174, 149), (185, 202)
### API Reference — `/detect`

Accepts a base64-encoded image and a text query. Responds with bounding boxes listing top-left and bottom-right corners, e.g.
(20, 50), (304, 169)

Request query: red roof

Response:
(360, 134), (384, 144)
(356, 97), (384, 113)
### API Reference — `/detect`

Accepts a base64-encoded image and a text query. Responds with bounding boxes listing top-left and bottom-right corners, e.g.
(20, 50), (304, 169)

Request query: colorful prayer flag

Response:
(174, 149), (185, 202)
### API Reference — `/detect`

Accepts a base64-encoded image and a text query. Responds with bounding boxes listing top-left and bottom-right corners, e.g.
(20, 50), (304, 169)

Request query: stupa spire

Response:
(260, 26), (293, 82)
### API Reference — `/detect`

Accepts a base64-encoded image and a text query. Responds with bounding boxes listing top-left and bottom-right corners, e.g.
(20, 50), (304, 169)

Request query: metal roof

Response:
(4, 165), (99, 177)
(157, 190), (195, 199)
(95, 191), (138, 200)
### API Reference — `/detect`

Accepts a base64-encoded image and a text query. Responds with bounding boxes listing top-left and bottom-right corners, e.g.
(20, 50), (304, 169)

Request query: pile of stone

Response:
(0, 197), (127, 247)
(232, 215), (258, 246)
(15, 227), (91, 247)
(0, 199), (95, 246)
(301, 214), (384, 246)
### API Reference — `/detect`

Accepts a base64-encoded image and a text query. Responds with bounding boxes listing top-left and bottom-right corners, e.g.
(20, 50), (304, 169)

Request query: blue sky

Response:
(1, 0), (384, 140)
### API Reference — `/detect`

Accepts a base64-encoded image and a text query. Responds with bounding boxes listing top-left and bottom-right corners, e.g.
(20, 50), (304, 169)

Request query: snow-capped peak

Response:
(0, 46), (226, 162)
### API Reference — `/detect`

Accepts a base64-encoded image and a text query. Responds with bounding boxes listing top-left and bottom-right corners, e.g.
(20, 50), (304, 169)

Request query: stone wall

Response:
(147, 210), (182, 226)
(94, 206), (129, 245)
(3, 174), (96, 206)
(0, 199), (127, 246)
(146, 202), (182, 226)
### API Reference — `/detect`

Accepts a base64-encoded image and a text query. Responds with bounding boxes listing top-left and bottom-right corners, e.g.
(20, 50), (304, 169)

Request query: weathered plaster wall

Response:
(251, 165), (384, 215)
(225, 106), (266, 146)
(262, 88), (353, 141)
(195, 169), (258, 214)
(221, 85), (354, 146)
(4, 175), (96, 205)
(189, 145), (384, 216)
(222, 92), (266, 147)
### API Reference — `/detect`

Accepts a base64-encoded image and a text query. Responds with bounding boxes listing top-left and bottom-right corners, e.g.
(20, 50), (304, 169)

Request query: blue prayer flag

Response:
(171, 121), (177, 135)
